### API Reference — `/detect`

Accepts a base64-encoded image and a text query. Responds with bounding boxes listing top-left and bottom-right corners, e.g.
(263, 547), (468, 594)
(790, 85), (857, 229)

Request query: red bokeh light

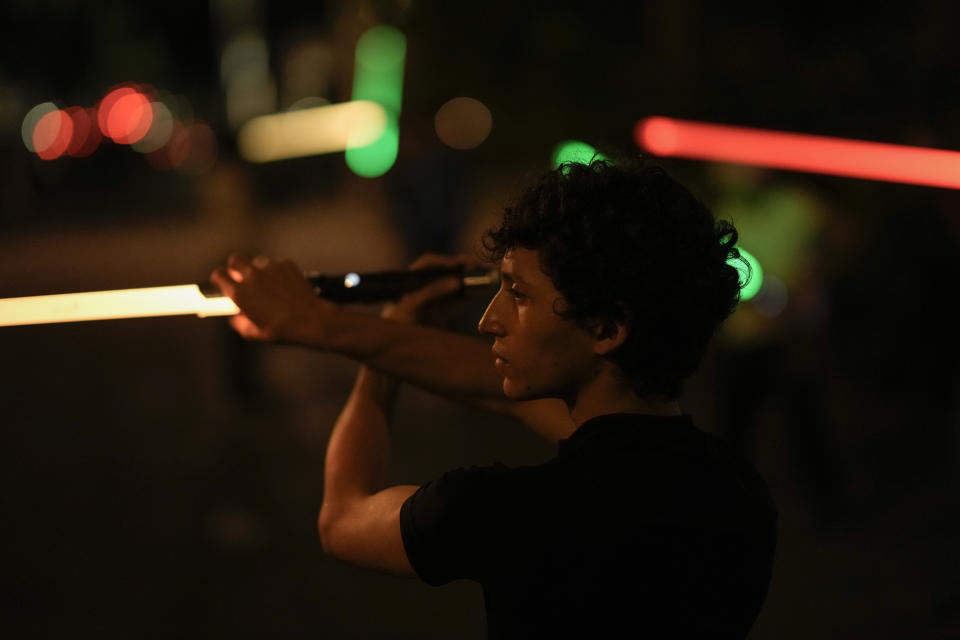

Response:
(145, 121), (218, 174)
(179, 122), (218, 174)
(97, 84), (154, 144)
(33, 109), (74, 160)
(107, 92), (153, 144)
(97, 86), (136, 136)
(64, 107), (103, 157)
(146, 121), (189, 170)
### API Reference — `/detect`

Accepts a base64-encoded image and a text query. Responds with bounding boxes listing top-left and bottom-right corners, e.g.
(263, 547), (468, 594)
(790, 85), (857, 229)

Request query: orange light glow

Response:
(33, 109), (74, 160)
(0, 285), (239, 327)
(635, 116), (960, 189)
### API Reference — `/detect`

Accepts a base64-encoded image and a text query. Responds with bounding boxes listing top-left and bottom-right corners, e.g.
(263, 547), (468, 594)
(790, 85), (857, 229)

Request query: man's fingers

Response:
(279, 258), (303, 278)
(209, 267), (237, 298)
(227, 254), (254, 280)
(229, 313), (265, 339)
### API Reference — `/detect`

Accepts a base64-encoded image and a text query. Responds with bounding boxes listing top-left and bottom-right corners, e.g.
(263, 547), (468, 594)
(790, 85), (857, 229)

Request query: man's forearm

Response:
(295, 307), (505, 408)
(290, 303), (575, 443)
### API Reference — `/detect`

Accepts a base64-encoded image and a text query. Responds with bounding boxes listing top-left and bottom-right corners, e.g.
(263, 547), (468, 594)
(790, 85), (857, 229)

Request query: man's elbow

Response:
(317, 509), (340, 555)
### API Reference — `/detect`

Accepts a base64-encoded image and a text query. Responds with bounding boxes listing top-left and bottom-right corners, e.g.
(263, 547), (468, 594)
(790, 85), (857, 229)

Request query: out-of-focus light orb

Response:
(33, 109), (74, 160)
(147, 121), (218, 175)
(552, 140), (605, 168)
(106, 90), (153, 144)
(161, 92), (194, 124)
(344, 273), (360, 288)
(97, 86), (137, 136)
(21, 102), (57, 152)
(434, 97), (492, 150)
(146, 121), (187, 171)
(732, 246), (764, 301)
(177, 121), (218, 175)
(132, 101), (175, 153)
(64, 106), (102, 157)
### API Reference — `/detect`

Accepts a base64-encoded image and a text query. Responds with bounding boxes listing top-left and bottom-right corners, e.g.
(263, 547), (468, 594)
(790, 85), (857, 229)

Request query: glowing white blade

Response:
(0, 285), (239, 327)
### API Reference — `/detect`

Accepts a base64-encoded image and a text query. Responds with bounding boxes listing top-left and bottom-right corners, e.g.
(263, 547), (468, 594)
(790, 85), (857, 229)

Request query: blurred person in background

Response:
(210, 160), (776, 638)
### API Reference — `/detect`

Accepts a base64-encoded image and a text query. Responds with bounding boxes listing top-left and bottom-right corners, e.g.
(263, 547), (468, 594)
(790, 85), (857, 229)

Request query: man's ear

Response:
(592, 319), (629, 356)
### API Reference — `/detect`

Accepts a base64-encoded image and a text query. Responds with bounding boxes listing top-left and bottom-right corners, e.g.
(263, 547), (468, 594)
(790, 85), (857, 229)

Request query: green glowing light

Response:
(348, 25), (405, 177)
(353, 26), (405, 115)
(356, 26), (407, 72)
(731, 246), (763, 302)
(552, 140), (607, 169)
(345, 117), (399, 177)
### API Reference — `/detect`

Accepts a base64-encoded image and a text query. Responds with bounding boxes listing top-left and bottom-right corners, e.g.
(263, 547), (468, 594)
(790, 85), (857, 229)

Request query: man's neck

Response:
(566, 368), (681, 429)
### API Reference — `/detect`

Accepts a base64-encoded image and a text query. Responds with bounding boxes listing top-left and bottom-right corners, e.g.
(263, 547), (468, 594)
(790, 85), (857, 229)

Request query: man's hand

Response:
(381, 253), (486, 326)
(209, 254), (336, 343)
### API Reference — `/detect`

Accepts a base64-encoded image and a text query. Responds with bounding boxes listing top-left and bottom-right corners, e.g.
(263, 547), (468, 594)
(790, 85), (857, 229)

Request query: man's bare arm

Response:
(210, 254), (574, 442)
(318, 309), (575, 442)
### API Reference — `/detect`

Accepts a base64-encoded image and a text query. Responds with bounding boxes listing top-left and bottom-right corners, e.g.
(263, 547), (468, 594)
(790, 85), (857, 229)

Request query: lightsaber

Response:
(0, 266), (497, 327)
(635, 116), (960, 190)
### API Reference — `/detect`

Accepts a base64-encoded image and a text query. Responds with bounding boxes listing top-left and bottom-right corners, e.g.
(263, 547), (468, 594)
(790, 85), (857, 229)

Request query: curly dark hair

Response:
(480, 159), (746, 400)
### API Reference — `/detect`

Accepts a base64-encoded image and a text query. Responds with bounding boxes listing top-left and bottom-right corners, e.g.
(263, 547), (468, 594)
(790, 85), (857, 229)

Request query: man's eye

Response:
(510, 289), (526, 300)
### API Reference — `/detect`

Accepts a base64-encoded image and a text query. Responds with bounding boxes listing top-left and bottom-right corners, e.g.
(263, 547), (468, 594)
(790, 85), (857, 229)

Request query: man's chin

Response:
(502, 379), (544, 402)
(501, 379), (523, 400)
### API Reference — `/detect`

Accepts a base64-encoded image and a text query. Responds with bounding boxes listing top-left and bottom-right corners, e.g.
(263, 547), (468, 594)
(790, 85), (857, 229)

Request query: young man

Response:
(210, 160), (776, 638)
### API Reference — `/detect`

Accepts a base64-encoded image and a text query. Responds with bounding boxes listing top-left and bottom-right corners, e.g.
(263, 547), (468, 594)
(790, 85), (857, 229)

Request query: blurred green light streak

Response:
(347, 26), (405, 177)
(345, 118), (399, 178)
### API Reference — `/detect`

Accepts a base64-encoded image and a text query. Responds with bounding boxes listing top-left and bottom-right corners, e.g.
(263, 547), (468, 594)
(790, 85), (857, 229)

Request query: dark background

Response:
(1, 1), (958, 638)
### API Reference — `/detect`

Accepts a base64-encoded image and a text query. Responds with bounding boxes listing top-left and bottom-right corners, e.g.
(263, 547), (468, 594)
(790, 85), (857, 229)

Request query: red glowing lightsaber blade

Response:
(635, 116), (960, 190)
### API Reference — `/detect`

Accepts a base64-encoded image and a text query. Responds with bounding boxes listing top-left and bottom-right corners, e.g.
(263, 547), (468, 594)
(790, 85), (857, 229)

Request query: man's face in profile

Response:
(478, 247), (598, 403)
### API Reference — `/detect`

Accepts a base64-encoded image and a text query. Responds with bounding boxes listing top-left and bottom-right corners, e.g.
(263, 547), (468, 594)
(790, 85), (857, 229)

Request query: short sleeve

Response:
(399, 463), (514, 586)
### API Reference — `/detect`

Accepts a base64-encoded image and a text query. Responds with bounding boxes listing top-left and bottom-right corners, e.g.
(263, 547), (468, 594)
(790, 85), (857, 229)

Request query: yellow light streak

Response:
(0, 285), (239, 327)
(237, 100), (388, 163)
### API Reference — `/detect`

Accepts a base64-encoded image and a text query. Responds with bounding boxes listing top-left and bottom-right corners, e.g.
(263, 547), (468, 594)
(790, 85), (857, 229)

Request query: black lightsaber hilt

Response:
(199, 265), (498, 303)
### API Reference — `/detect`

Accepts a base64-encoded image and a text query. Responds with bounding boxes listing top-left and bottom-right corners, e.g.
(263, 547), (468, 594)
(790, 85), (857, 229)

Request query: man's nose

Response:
(477, 294), (504, 336)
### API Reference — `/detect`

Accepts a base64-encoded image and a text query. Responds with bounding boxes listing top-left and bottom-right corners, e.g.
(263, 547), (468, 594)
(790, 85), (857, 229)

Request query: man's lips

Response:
(492, 347), (508, 369)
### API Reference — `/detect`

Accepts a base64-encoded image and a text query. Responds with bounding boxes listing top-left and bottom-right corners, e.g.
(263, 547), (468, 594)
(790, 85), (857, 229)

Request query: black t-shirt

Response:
(399, 413), (777, 639)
